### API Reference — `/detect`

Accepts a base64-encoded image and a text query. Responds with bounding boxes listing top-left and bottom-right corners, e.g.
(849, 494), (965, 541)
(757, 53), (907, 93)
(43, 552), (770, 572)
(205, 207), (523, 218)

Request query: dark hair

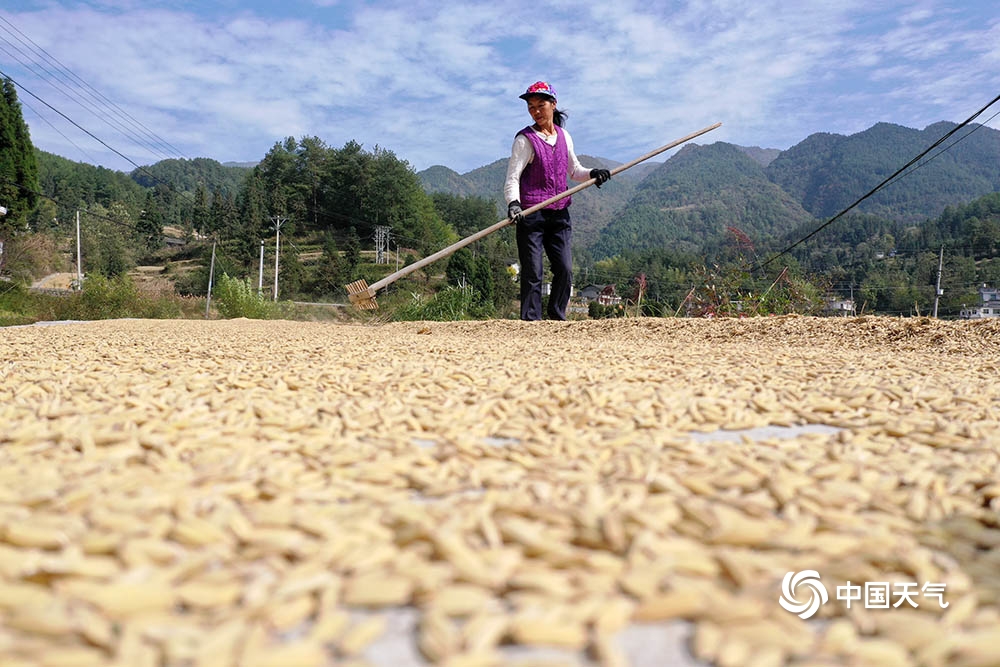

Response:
(554, 108), (568, 127)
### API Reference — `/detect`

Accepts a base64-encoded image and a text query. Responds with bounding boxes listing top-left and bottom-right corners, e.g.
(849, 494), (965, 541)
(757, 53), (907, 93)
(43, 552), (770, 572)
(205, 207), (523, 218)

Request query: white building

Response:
(959, 285), (1000, 319)
(824, 297), (856, 316)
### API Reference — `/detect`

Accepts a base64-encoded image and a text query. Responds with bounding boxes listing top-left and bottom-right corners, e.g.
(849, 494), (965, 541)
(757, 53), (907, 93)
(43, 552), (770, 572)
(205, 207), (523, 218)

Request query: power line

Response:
(17, 95), (102, 165)
(0, 68), (167, 184)
(0, 37), (172, 164)
(0, 69), (204, 211)
(892, 111), (1000, 181)
(0, 15), (186, 161)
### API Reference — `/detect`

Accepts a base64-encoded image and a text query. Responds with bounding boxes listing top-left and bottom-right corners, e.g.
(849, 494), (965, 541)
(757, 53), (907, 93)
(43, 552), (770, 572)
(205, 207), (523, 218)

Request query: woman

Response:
(504, 81), (610, 321)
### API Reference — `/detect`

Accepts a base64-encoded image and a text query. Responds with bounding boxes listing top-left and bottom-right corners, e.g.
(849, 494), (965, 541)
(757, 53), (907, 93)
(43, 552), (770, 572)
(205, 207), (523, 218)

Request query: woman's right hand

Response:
(590, 168), (611, 187)
(507, 201), (524, 224)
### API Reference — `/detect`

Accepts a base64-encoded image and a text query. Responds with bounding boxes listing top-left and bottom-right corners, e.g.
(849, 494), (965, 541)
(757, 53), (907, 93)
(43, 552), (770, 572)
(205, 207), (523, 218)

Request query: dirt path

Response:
(29, 272), (78, 290)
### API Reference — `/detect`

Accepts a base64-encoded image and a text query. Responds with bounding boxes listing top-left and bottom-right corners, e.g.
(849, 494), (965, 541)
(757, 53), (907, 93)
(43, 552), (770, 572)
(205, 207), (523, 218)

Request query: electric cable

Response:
(17, 95), (102, 165)
(0, 15), (186, 161)
(2, 176), (155, 234)
(892, 109), (1000, 181)
(0, 69), (206, 214)
(0, 36), (174, 164)
(0, 68), (170, 186)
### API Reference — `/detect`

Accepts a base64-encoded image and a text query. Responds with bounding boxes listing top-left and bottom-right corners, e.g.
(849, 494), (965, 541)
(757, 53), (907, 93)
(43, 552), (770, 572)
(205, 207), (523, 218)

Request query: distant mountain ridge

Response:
(418, 121), (1000, 257)
(767, 121), (1000, 222)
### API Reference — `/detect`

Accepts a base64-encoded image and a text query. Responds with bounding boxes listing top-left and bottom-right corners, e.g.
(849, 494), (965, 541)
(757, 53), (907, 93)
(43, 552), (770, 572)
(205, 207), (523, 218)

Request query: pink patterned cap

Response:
(519, 81), (556, 102)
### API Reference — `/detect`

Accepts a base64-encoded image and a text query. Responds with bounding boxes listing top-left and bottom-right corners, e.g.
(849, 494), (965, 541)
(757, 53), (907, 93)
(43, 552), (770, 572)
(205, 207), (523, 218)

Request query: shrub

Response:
(57, 274), (143, 320)
(213, 273), (277, 319)
(0, 275), (184, 325)
(391, 286), (494, 321)
(0, 282), (35, 326)
(1, 234), (66, 283)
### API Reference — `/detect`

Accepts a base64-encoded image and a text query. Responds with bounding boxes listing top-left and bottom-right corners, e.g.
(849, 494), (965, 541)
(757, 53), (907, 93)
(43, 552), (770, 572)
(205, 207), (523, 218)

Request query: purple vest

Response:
(518, 125), (571, 210)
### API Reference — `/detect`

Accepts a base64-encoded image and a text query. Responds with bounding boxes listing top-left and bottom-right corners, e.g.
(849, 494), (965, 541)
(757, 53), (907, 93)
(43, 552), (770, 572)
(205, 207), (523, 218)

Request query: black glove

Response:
(590, 168), (611, 188)
(507, 200), (524, 224)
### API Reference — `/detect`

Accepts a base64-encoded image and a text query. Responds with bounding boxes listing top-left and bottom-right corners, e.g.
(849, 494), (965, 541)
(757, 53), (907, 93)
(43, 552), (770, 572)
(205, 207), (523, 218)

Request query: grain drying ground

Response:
(1, 316), (999, 667)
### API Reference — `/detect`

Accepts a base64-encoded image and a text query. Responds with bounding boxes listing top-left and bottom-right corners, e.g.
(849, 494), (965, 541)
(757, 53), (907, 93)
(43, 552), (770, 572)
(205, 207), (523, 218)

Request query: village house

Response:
(959, 284), (1000, 319)
(824, 296), (857, 316)
(576, 284), (622, 306)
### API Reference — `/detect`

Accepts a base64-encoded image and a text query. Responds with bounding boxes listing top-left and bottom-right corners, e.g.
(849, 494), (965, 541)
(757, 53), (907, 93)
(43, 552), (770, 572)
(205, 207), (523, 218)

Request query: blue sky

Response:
(1, 0), (998, 175)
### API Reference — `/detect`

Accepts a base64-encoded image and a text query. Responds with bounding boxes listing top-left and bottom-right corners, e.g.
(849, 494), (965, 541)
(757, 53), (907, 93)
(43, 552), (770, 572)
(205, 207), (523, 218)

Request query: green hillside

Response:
(592, 142), (813, 258)
(736, 145), (782, 167)
(419, 165), (476, 197)
(130, 157), (249, 197)
(37, 150), (146, 211)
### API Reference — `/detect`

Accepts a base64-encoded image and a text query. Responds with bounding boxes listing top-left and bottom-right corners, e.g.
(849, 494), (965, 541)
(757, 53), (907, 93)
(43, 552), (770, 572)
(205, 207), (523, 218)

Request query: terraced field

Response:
(1, 316), (999, 666)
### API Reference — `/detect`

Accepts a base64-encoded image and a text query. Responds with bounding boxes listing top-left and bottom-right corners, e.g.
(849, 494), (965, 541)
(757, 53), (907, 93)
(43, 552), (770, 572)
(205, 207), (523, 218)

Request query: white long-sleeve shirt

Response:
(503, 126), (593, 205)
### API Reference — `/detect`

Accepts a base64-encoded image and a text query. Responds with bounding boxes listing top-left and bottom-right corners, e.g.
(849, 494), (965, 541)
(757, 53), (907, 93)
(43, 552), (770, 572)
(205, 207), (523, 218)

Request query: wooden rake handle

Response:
(350, 122), (722, 300)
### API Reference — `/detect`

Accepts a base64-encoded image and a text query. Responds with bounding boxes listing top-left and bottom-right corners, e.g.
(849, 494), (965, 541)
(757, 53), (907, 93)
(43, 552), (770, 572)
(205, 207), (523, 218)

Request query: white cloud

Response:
(2, 0), (999, 174)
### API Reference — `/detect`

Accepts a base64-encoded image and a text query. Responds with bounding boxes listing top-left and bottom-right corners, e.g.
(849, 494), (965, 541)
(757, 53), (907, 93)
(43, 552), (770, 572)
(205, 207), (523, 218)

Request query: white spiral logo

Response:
(779, 570), (829, 619)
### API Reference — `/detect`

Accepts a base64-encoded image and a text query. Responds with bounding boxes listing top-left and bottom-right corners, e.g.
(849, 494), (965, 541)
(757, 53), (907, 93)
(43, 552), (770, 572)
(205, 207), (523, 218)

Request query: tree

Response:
(209, 188), (239, 238)
(0, 78), (39, 237)
(237, 169), (268, 263)
(136, 190), (163, 251)
(343, 226), (361, 277)
(432, 193), (495, 237)
(471, 254), (494, 306)
(257, 137), (300, 221)
(81, 203), (133, 278)
(446, 247), (475, 287)
(294, 136), (329, 229)
(316, 232), (346, 296)
(192, 184), (211, 234)
(277, 242), (305, 299)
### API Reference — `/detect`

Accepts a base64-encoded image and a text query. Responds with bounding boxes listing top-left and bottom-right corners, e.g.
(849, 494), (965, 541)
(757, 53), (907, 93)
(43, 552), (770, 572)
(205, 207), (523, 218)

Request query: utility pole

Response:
(258, 240), (265, 296)
(75, 210), (82, 290)
(271, 216), (286, 301)
(375, 225), (390, 264)
(205, 241), (217, 318)
(393, 229), (400, 272)
(0, 206), (6, 274)
(933, 245), (944, 318)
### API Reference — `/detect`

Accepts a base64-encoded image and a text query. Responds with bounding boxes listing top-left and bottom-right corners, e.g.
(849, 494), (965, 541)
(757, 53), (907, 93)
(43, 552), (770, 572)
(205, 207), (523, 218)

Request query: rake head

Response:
(345, 279), (378, 310)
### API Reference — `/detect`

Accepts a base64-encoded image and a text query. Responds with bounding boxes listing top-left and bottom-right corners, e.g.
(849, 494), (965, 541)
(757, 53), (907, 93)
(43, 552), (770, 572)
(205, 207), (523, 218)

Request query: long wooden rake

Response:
(345, 122), (722, 310)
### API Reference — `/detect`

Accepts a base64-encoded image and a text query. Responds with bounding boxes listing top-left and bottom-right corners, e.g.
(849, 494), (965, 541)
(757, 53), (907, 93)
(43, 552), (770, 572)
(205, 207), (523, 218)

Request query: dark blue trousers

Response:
(516, 208), (572, 321)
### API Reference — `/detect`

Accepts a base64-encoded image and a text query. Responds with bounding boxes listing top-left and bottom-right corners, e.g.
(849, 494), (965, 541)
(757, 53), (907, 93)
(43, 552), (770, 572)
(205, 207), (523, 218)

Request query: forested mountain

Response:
(767, 122), (1000, 222)
(34, 150), (146, 226)
(131, 158), (249, 198)
(592, 142), (813, 258)
(418, 165), (479, 198)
